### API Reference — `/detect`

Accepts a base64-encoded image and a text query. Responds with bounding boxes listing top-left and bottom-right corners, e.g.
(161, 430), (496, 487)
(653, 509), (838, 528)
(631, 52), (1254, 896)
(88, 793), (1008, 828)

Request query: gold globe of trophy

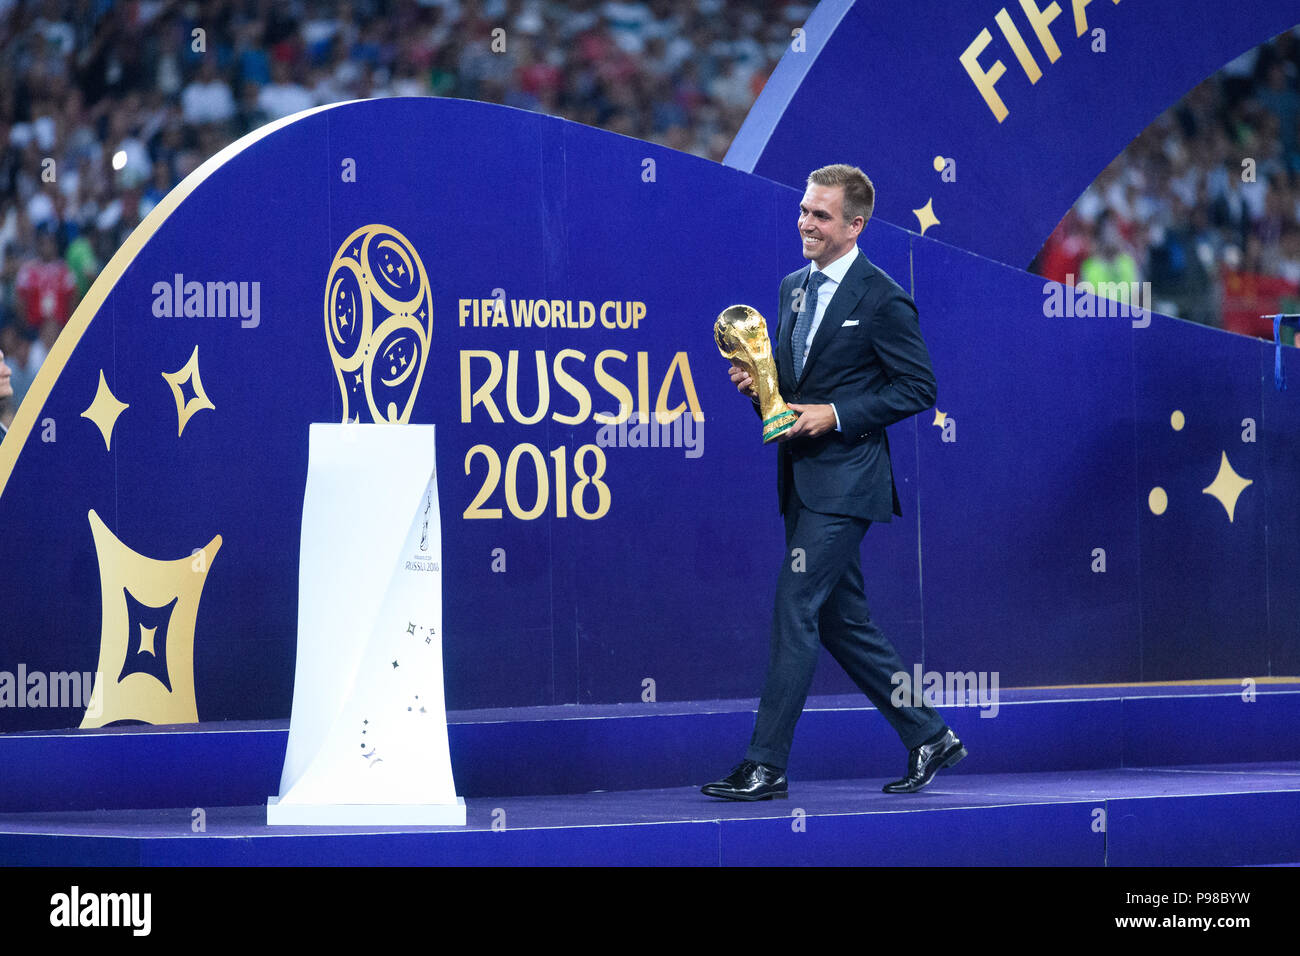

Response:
(715, 304), (796, 443)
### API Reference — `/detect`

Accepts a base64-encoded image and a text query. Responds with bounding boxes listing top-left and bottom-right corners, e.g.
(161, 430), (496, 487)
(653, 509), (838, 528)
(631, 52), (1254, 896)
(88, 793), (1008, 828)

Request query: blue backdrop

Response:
(0, 89), (1296, 732)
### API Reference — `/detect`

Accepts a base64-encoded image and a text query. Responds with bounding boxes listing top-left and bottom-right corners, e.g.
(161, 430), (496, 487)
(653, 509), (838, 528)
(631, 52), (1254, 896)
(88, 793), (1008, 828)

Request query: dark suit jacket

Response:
(770, 248), (936, 522)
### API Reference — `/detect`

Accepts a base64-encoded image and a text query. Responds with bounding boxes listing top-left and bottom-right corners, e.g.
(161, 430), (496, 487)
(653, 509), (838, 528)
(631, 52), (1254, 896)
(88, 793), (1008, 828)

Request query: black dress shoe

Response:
(701, 760), (789, 801)
(882, 728), (967, 793)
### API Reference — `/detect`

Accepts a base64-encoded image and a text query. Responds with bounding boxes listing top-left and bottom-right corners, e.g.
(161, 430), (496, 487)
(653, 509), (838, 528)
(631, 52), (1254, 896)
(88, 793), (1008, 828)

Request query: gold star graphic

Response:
(161, 346), (215, 437)
(81, 369), (129, 451)
(913, 198), (940, 235)
(1202, 451), (1252, 522)
(932, 408), (947, 427)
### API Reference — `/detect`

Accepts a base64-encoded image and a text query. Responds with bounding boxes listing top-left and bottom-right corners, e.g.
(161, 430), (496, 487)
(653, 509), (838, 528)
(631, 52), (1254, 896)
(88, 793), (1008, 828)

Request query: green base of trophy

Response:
(762, 410), (797, 443)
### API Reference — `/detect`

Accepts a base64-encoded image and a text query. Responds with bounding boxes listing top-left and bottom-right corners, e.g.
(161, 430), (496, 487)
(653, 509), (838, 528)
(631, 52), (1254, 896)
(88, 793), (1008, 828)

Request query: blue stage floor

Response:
(2, 762), (1298, 866)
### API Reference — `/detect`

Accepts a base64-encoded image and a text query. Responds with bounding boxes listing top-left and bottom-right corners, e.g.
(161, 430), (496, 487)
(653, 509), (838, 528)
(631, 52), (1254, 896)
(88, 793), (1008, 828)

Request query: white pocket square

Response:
(842, 319), (860, 326)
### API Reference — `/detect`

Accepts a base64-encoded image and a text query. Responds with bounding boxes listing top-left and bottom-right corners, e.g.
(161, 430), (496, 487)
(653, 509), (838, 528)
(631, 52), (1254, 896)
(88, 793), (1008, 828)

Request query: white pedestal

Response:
(268, 423), (464, 826)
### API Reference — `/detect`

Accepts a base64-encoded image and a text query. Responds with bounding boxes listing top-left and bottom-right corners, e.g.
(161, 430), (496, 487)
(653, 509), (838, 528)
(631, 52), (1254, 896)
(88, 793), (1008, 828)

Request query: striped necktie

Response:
(793, 270), (829, 379)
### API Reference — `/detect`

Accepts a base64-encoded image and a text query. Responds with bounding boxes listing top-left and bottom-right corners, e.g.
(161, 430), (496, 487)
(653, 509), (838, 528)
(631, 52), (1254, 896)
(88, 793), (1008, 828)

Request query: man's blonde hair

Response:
(807, 164), (874, 226)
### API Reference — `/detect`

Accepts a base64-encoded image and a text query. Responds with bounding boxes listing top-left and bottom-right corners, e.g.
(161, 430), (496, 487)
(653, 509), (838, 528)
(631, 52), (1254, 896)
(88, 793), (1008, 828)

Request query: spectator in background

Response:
(235, 20), (273, 89)
(1256, 62), (1299, 169)
(258, 60), (314, 121)
(1279, 224), (1300, 285)
(233, 80), (270, 137)
(0, 343), (13, 441)
(0, 318), (44, 415)
(15, 225), (77, 352)
(181, 56), (236, 127)
(1080, 213), (1141, 307)
(63, 217), (99, 297)
(1147, 195), (1214, 323)
(1034, 209), (1091, 285)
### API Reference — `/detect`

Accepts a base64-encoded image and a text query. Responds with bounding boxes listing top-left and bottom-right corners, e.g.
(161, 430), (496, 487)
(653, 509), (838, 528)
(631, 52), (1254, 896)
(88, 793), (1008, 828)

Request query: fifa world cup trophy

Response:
(714, 305), (796, 443)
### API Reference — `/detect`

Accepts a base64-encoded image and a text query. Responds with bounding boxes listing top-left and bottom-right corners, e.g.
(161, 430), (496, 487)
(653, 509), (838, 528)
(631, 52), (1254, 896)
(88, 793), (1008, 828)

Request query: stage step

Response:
(1, 682), (1297, 813)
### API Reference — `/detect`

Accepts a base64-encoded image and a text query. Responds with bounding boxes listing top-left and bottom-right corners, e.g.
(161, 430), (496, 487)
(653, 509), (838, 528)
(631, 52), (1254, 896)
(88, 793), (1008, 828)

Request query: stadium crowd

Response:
(0, 0), (808, 427)
(1034, 28), (1300, 339)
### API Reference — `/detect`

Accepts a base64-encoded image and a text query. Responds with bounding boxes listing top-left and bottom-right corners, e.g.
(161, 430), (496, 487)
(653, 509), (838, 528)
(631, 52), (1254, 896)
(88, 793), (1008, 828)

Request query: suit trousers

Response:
(745, 482), (947, 770)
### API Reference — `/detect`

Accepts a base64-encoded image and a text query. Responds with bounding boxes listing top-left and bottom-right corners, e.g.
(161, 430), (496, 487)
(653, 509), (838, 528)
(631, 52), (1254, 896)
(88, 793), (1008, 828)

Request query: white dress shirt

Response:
(798, 244), (859, 431)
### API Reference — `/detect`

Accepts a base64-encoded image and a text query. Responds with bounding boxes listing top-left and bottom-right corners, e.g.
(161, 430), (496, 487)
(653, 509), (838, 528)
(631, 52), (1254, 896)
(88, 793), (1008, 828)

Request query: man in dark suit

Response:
(703, 164), (965, 800)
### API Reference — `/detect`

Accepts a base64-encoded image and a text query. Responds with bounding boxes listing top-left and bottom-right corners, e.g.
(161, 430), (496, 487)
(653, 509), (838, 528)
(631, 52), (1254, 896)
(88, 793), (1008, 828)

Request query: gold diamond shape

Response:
(81, 370), (129, 451)
(1202, 451), (1252, 523)
(912, 198), (940, 236)
(161, 345), (215, 437)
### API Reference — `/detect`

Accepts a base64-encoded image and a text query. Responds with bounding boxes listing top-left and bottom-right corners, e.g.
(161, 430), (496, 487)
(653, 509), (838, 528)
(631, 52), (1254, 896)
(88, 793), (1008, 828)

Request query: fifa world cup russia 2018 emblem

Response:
(325, 225), (434, 423)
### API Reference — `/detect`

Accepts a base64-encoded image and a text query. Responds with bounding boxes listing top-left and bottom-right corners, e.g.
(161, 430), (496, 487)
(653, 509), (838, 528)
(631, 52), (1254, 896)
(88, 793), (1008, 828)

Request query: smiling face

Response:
(799, 183), (862, 269)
